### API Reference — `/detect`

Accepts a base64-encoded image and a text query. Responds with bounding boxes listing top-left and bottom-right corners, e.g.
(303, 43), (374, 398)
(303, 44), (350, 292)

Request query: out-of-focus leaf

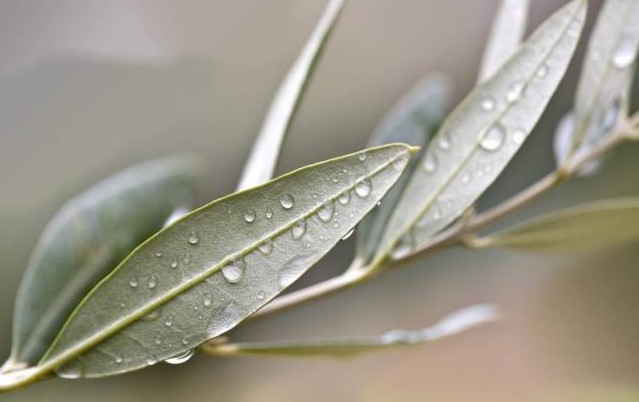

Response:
(553, 112), (601, 176)
(355, 75), (452, 265)
(203, 304), (498, 358)
(236, 0), (346, 191)
(569, 0), (639, 156)
(478, 0), (529, 82)
(37, 144), (415, 378)
(469, 198), (639, 252)
(5, 155), (204, 370)
(373, 0), (586, 262)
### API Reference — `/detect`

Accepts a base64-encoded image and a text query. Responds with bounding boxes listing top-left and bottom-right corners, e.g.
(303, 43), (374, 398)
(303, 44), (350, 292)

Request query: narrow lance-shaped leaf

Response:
(203, 304), (498, 358)
(236, 0), (346, 191)
(38, 144), (415, 378)
(469, 198), (639, 252)
(478, 0), (529, 82)
(373, 0), (586, 262)
(553, 112), (601, 176)
(355, 75), (452, 265)
(567, 0), (639, 160)
(4, 155), (204, 371)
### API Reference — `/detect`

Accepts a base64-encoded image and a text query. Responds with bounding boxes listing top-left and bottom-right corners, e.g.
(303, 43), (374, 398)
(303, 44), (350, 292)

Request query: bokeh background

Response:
(1, 0), (639, 401)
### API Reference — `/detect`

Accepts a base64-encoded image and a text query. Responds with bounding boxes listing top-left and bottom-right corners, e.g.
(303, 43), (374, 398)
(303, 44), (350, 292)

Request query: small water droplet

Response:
(292, 220), (307, 239)
(257, 292), (265, 300)
(280, 194), (295, 210)
(129, 278), (139, 288)
(265, 209), (273, 219)
(182, 338), (189, 345)
(536, 63), (548, 78)
(338, 192), (351, 205)
(437, 134), (451, 150)
(203, 295), (212, 307)
(318, 201), (335, 222)
(613, 38), (637, 69)
(165, 349), (195, 365)
(481, 96), (496, 111)
(331, 177), (339, 183)
(147, 276), (157, 290)
(243, 209), (256, 223)
(155, 252), (163, 258)
(460, 172), (471, 184)
(171, 260), (178, 269)
(341, 228), (355, 240)
(358, 152), (368, 161)
(188, 232), (199, 245)
(115, 356), (123, 364)
(154, 336), (162, 345)
(354, 179), (372, 198)
(164, 318), (173, 327)
(222, 258), (245, 284)
(142, 309), (161, 322)
(422, 153), (437, 173)
(258, 239), (273, 255)
(341, 168), (348, 173)
(433, 206), (442, 221)
(119, 302), (126, 308)
(512, 128), (526, 144)
(506, 81), (524, 102)
(146, 356), (158, 366)
(480, 123), (506, 151)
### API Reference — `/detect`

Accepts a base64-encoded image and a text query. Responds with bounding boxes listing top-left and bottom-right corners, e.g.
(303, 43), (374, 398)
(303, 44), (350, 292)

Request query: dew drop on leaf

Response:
(512, 128), (526, 144)
(292, 220), (307, 239)
(613, 38), (637, 69)
(165, 348), (195, 365)
(506, 81), (524, 102)
(354, 179), (372, 198)
(481, 96), (496, 111)
(422, 153), (437, 173)
(188, 232), (199, 245)
(318, 201), (335, 222)
(243, 209), (256, 223)
(222, 258), (245, 284)
(480, 123), (506, 151)
(437, 134), (451, 150)
(147, 276), (157, 290)
(258, 239), (273, 255)
(265, 208), (274, 219)
(341, 228), (355, 240)
(129, 278), (139, 288)
(280, 194), (295, 210)
(536, 63), (548, 78)
(338, 191), (351, 205)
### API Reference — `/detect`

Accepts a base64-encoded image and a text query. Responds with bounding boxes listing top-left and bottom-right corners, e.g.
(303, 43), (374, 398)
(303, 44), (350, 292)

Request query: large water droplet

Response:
(258, 239), (273, 255)
(318, 201), (335, 222)
(147, 275), (157, 290)
(354, 179), (372, 198)
(338, 191), (351, 205)
(506, 81), (524, 102)
(129, 278), (139, 288)
(222, 259), (245, 284)
(243, 209), (256, 223)
(437, 134), (451, 150)
(280, 194), (295, 210)
(480, 124), (506, 151)
(613, 39), (637, 69)
(165, 349), (195, 365)
(341, 228), (355, 240)
(422, 153), (437, 173)
(292, 220), (307, 239)
(481, 96), (496, 111)
(188, 232), (199, 245)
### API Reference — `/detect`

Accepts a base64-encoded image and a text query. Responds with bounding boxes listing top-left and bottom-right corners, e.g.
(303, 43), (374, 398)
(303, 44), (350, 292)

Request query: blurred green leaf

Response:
(5, 155), (204, 370)
(373, 0), (586, 262)
(38, 144), (415, 378)
(204, 304), (498, 358)
(355, 75), (452, 265)
(478, 0), (529, 82)
(236, 0), (346, 191)
(470, 198), (639, 252)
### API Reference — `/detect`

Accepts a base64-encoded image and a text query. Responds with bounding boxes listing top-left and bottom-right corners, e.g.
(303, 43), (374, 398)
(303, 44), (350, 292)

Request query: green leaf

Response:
(355, 75), (452, 265)
(373, 0), (586, 262)
(478, 0), (529, 82)
(236, 0), (346, 191)
(38, 144), (415, 378)
(204, 304), (498, 358)
(567, 0), (639, 160)
(5, 155), (204, 370)
(469, 198), (639, 252)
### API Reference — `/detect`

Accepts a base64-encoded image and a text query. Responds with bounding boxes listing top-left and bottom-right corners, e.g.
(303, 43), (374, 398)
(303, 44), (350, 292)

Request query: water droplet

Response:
(155, 252), (163, 258)
(257, 292), (265, 300)
(536, 63), (548, 78)
(481, 96), (496, 111)
(171, 260), (178, 269)
(506, 81), (524, 102)
(258, 239), (273, 255)
(331, 177), (339, 183)
(243, 209), (256, 223)
(182, 338), (189, 345)
(341, 228), (355, 240)
(512, 128), (526, 144)
(338, 192), (351, 205)
(341, 168), (348, 173)
(147, 276), (157, 290)
(165, 349), (195, 365)
(279, 270), (298, 288)
(188, 232), (199, 245)
(318, 201), (335, 222)
(164, 318), (173, 327)
(203, 295), (212, 307)
(146, 356), (158, 366)
(358, 152), (368, 161)
(613, 39), (637, 69)
(129, 278), (139, 288)
(437, 134), (451, 150)
(292, 220), (307, 239)
(222, 258), (245, 283)
(422, 153), (437, 173)
(480, 124), (506, 151)
(460, 172), (471, 184)
(354, 179), (372, 198)
(154, 336), (162, 345)
(142, 309), (161, 322)
(265, 209), (273, 219)
(280, 194), (295, 210)
(433, 206), (442, 221)
(115, 356), (123, 364)
(119, 302), (126, 308)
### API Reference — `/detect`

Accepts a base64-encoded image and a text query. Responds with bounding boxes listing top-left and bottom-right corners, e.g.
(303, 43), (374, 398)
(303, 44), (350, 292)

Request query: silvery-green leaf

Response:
(5, 155), (204, 371)
(236, 0), (346, 191)
(204, 304), (498, 358)
(355, 75), (452, 265)
(570, 0), (639, 156)
(37, 144), (415, 378)
(373, 0), (586, 263)
(478, 0), (529, 82)
(469, 198), (639, 252)
(553, 112), (601, 176)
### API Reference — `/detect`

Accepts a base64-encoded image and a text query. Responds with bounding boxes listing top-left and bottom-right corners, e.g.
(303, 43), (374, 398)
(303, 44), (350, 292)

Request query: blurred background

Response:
(1, 0), (639, 400)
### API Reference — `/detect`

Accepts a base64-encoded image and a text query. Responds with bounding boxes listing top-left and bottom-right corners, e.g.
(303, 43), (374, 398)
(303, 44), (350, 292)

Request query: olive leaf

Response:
(203, 304), (498, 358)
(468, 198), (639, 252)
(4, 155), (204, 371)
(236, 0), (346, 191)
(36, 144), (415, 378)
(478, 0), (529, 82)
(552, 112), (602, 176)
(355, 75), (452, 265)
(566, 0), (639, 161)
(372, 0), (586, 262)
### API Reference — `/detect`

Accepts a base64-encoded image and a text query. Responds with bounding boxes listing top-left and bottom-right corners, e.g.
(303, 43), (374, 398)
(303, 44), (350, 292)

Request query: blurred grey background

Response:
(2, 0), (639, 401)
